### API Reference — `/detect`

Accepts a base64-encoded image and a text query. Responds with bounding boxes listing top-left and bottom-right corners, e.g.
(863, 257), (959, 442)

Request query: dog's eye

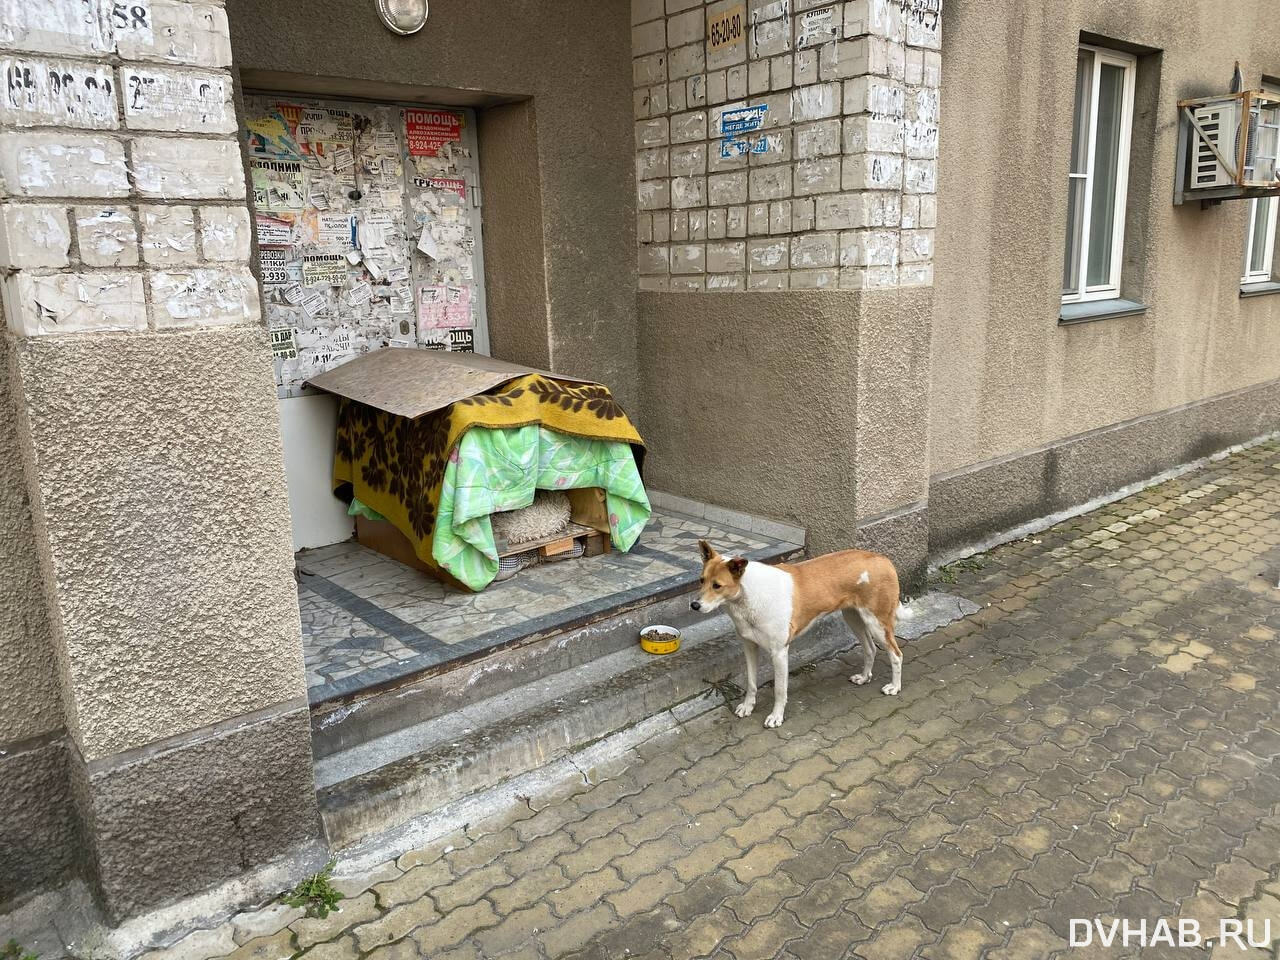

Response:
(712, 582), (722, 589)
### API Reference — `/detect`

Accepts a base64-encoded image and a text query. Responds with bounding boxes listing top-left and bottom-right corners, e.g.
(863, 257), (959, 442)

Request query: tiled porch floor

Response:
(296, 508), (802, 704)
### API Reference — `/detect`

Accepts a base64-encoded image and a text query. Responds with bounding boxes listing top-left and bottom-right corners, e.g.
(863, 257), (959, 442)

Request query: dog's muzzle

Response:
(690, 600), (702, 611)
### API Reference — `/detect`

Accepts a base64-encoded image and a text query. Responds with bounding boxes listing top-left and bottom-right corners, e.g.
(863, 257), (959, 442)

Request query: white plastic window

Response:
(1243, 196), (1277, 284)
(1062, 45), (1137, 304)
(1243, 85), (1279, 285)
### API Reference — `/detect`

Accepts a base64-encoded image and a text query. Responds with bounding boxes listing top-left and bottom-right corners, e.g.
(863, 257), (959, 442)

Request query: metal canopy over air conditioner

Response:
(1174, 90), (1280, 204)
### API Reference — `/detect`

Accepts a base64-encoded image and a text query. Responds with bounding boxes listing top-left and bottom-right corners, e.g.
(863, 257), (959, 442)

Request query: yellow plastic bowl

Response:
(639, 625), (682, 655)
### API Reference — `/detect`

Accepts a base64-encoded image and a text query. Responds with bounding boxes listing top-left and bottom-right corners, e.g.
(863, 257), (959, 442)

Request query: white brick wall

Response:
(0, 205), (71, 269)
(114, 1), (233, 67)
(131, 138), (245, 200)
(0, 0), (114, 57)
(0, 56), (118, 128)
(199, 206), (250, 262)
(75, 206), (139, 267)
(0, 0), (260, 336)
(121, 66), (236, 134)
(1, 271), (146, 335)
(140, 205), (197, 266)
(633, 0), (942, 291)
(151, 267), (260, 328)
(0, 133), (130, 197)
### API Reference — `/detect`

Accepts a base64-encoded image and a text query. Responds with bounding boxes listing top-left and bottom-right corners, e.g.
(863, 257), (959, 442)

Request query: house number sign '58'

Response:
(111, 3), (150, 30)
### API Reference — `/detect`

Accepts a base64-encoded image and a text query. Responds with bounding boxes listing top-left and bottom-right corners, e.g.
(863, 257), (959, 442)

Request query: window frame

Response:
(1242, 195), (1278, 285)
(1062, 44), (1138, 305)
(1242, 82), (1280, 286)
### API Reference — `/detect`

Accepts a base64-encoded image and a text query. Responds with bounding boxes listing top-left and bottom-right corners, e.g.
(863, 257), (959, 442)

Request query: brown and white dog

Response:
(691, 541), (904, 727)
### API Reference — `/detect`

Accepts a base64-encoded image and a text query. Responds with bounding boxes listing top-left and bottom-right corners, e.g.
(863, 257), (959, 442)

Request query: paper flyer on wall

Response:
(303, 254), (347, 286)
(346, 281), (373, 307)
(250, 158), (305, 211)
(371, 130), (399, 154)
(269, 328), (297, 359)
(416, 225), (439, 260)
(259, 249), (290, 284)
(255, 214), (295, 246)
(361, 212), (395, 250)
(405, 108), (462, 157)
(417, 284), (472, 329)
(301, 290), (328, 320)
(300, 211), (354, 247)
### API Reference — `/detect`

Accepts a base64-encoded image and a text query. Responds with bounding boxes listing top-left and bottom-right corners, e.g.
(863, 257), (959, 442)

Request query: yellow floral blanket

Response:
(333, 374), (645, 580)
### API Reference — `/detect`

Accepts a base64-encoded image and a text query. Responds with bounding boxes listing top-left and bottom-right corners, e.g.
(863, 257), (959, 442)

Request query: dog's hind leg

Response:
(880, 621), (903, 697)
(845, 608), (875, 685)
(734, 639), (758, 717)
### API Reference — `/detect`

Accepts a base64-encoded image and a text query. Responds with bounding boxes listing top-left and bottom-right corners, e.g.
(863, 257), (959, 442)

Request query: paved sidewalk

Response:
(190, 440), (1279, 959)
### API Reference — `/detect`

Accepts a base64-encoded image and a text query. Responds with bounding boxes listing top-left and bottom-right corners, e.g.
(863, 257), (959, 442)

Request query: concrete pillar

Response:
(0, 0), (320, 921)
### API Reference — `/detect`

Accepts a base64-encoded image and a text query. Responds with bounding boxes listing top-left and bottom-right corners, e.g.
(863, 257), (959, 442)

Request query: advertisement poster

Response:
(255, 214), (294, 246)
(303, 254), (347, 287)
(796, 7), (838, 48)
(250, 158), (305, 211)
(419, 328), (449, 350)
(428, 177), (467, 200)
(416, 284), (473, 329)
(405, 109), (462, 156)
(259, 249), (290, 284)
(269, 328), (297, 359)
(311, 212), (354, 247)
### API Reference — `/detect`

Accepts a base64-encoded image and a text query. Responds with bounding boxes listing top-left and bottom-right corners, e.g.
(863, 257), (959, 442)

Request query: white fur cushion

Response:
(491, 490), (571, 546)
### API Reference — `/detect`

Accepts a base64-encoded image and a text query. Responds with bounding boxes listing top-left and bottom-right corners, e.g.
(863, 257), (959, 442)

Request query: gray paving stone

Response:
(192, 440), (1280, 960)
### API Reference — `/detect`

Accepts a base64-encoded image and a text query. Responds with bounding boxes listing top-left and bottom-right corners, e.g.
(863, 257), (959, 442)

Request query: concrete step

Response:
(309, 539), (803, 759)
(315, 610), (851, 849)
(316, 589), (977, 851)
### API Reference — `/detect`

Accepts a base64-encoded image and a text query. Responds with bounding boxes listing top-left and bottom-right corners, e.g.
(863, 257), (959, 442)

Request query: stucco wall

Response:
(856, 286), (933, 519)
(638, 287), (931, 584)
(0, 330), (77, 905)
(931, 0), (1280, 477)
(226, 0), (639, 410)
(638, 291), (861, 551)
(10, 328), (307, 762)
(477, 101), (552, 372)
(0, 337), (62, 747)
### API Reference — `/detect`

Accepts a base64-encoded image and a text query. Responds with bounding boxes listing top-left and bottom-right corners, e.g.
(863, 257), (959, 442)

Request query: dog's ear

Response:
(726, 557), (747, 579)
(698, 539), (716, 562)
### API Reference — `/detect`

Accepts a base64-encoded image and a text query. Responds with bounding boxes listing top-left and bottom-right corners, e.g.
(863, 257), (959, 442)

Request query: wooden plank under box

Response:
(354, 487), (613, 591)
(494, 521), (611, 560)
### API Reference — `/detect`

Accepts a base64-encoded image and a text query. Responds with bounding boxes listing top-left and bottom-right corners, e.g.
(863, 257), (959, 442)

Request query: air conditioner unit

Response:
(1174, 90), (1280, 204)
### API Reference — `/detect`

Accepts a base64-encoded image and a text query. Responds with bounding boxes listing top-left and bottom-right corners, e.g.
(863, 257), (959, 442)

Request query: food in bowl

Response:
(639, 624), (681, 655)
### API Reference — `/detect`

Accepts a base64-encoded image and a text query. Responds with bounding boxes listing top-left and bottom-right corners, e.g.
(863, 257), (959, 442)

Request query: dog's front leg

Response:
(734, 639), (758, 717)
(764, 646), (789, 728)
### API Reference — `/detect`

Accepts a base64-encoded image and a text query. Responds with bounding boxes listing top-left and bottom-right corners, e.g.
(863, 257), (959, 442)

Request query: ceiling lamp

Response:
(377, 0), (428, 35)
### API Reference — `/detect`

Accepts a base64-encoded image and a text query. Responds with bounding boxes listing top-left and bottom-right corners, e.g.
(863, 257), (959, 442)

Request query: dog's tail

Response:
(895, 600), (914, 621)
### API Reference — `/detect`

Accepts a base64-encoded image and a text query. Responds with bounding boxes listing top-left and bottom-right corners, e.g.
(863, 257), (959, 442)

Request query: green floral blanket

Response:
(433, 425), (649, 589)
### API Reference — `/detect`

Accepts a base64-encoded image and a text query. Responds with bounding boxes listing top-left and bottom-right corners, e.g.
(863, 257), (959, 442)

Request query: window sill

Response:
(1240, 280), (1280, 299)
(1059, 298), (1148, 325)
